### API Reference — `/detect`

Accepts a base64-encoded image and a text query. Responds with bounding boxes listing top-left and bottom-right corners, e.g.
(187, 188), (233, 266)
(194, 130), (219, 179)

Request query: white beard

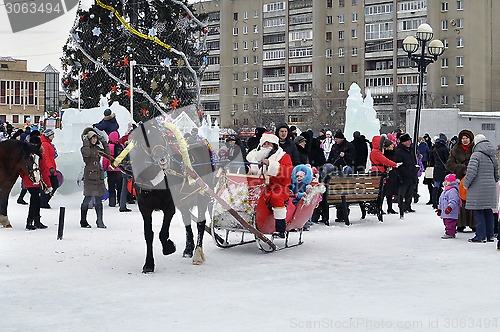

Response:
(247, 146), (272, 163)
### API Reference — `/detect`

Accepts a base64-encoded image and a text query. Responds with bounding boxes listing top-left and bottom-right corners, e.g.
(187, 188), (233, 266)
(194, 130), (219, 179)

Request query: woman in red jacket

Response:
(20, 136), (52, 230)
(40, 129), (59, 209)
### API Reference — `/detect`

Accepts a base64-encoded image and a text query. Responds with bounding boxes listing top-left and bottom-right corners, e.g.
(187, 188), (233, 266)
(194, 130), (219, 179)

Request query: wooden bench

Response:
(327, 174), (384, 225)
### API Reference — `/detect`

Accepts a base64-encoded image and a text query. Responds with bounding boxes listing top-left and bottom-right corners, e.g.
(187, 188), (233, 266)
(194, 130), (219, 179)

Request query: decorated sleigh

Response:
(210, 171), (325, 252)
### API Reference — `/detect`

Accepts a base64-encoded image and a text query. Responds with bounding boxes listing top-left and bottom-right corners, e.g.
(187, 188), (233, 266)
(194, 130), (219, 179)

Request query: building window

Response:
(243, 118), (249, 125)
(456, 56), (464, 67)
(244, 87), (248, 96)
(263, 2), (285, 12)
(233, 57), (238, 65)
(12, 114), (19, 123)
(441, 76), (448, 87)
(254, 71), (259, 80)
(326, 83), (332, 92)
(457, 94), (464, 104)
(442, 95), (448, 105)
(337, 31), (343, 40)
(14, 81), (21, 105)
(327, 16), (332, 24)
(233, 73), (238, 81)
(326, 49), (332, 58)
(339, 0), (344, 7)
(457, 0), (463, 10)
(338, 47), (345, 57)
(243, 26), (248, 34)
(243, 56), (249, 64)
(482, 123), (495, 131)
(456, 18), (464, 28)
(244, 72), (249, 81)
(441, 58), (448, 68)
(243, 41), (248, 50)
(253, 56), (259, 64)
(234, 12), (238, 20)
(327, 0), (332, 8)
(253, 87), (259, 95)
(233, 88), (238, 96)
(441, 20), (448, 30)
(253, 25), (258, 33)
(339, 14), (344, 24)
(326, 66), (333, 76)
(339, 65), (345, 74)
(244, 11), (248, 19)
(442, 38), (448, 49)
(352, 47), (358, 56)
(0, 81), (6, 104)
(233, 119), (238, 126)
(352, 0), (357, 4)
(457, 75), (464, 85)
(233, 27), (238, 35)
(351, 64), (358, 73)
(253, 40), (259, 49)
(352, 29), (357, 39)
(441, 1), (448, 11)
(254, 10), (259, 18)
(352, 12), (358, 22)
(233, 42), (238, 50)
(339, 82), (345, 91)
(457, 37), (464, 48)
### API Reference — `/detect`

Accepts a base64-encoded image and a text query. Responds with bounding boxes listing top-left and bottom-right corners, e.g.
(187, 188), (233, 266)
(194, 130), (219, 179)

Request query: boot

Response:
(431, 187), (439, 209)
(80, 203), (91, 228)
(17, 188), (28, 205)
(25, 218), (36, 230)
(96, 203), (107, 229)
(33, 216), (47, 229)
(387, 197), (397, 214)
(273, 219), (286, 238)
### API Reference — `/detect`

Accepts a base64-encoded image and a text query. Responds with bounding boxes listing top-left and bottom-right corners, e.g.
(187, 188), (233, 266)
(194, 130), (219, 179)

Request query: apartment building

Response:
(0, 57), (59, 127)
(195, 0), (500, 131)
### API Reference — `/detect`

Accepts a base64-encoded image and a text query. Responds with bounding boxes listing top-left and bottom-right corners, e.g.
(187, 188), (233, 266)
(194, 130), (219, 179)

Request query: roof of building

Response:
(41, 64), (59, 73)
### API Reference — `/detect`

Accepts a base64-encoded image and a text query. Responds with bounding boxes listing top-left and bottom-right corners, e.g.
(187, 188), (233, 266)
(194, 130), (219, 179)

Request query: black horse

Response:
(103, 123), (215, 273)
(0, 139), (43, 228)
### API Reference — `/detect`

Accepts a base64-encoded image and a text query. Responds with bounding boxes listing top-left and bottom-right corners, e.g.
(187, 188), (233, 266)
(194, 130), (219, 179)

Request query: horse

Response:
(102, 122), (215, 273)
(0, 139), (43, 228)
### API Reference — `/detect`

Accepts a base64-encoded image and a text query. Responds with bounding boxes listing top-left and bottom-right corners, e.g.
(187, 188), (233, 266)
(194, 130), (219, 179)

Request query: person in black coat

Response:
(294, 135), (309, 164)
(326, 130), (356, 173)
(394, 133), (418, 219)
(275, 123), (300, 166)
(226, 135), (247, 173)
(247, 127), (266, 152)
(430, 133), (450, 208)
(93, 109), (119, 136)
(303, 129), (326, 168)
(383, 139), (399, 214)
(352, 131), (369, 173)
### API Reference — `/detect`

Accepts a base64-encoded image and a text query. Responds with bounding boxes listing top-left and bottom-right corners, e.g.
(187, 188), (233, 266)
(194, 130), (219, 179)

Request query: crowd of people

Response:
(6, 115), (500, 248)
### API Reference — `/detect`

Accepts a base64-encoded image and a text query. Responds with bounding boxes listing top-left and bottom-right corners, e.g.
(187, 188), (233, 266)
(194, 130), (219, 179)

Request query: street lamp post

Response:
(402, 23), (445, 156)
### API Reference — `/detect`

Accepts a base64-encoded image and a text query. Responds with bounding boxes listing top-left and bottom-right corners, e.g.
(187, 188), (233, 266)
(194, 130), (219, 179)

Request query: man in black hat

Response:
(326, 130), (356, 172)
(395, 133), (418, 219)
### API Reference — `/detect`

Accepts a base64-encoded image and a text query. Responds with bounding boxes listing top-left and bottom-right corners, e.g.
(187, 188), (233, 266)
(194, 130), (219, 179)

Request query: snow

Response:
(2, 183), (500, 332)
(344, 83), (380, 142)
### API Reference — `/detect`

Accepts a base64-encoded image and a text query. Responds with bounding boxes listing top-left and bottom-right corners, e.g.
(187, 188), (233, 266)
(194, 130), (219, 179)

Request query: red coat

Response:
(41, 135), (57, 171)
(263, 150), (293, 209)
(20, 154), (52, 189)
(370, 136), (397, 173)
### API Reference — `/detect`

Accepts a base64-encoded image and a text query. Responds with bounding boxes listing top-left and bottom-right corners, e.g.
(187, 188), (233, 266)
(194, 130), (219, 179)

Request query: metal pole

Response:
(78, 71), (81, 112)
(130, 61), (136, 115)
(413, 40), (427, 157)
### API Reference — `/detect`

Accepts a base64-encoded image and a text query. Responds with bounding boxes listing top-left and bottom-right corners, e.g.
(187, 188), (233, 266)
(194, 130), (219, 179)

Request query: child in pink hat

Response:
(436, 174), (460, 238)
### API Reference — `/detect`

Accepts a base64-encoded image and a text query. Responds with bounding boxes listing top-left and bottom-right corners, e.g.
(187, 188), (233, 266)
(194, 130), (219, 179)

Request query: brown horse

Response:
(0, 139), (43, 228)
(103, 122), (215, 273)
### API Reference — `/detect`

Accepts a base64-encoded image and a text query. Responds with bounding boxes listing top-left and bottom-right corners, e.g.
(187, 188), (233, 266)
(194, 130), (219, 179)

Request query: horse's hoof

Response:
(142, 265), (155, 274)
(4, 224), (12, 228)
(161, 239), (176, 255)
(192, 247), (205, 265)
(182, 251), (193, 258)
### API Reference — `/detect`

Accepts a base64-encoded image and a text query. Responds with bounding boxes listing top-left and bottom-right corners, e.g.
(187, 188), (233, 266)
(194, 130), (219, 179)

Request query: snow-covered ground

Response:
(2, 183), (500, 332)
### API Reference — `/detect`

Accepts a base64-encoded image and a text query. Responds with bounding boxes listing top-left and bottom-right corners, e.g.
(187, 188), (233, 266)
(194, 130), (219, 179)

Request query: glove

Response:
(49, 168), (55, 176)
(415, 164), (421, 170)
(396, 162), (403, 168)
(435, 209), (442, 216)
(44, 187), (53, 196)
(445, 207), (452, 214)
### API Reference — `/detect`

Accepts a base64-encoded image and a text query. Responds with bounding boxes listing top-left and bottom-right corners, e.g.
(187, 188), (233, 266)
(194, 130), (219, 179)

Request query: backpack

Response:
(112, 142), (124, 159)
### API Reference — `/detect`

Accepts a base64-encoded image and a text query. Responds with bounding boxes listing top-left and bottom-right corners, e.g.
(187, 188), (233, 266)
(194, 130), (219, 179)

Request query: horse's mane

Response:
(0, 139), (41, 160)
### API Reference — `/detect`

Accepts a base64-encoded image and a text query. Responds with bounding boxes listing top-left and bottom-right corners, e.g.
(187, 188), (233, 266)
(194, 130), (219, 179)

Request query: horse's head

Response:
(19, 142), (42, 185)
(151, 144), (171, 170)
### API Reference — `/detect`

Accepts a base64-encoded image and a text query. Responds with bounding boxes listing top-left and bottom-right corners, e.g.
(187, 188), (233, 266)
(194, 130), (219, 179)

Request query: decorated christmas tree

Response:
(61, 0), (207, 121)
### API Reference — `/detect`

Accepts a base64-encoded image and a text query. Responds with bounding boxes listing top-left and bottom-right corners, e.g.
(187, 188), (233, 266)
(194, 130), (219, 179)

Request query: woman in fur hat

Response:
(445, 129), (475, 232)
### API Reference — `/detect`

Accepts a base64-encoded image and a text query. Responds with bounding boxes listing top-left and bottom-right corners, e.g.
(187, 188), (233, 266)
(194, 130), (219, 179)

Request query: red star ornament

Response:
(170, 98), (179, 109)
(125, 89), (131, 98)
(81, 72), (88, 81)
(123, 57), (129, 66)
(142, 108), (149, 116)
(197, 109), (204, 116)
(110, 85), (119, 93)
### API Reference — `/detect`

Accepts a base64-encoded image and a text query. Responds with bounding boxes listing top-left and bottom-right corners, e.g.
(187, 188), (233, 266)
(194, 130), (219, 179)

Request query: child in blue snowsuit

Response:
(436, 174), (460, 239)
(290, 165), (313, 230)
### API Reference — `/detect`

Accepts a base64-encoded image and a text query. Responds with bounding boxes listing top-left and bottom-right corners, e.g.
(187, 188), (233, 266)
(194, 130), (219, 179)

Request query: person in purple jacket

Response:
(436, 174), (460, 239)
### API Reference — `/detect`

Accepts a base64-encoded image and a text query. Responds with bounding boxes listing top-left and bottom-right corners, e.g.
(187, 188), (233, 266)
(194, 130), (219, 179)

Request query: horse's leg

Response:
(0, 192), (11, 228)
(178, 206), (194, 258)
(139, 201), (155, 273)
(159, 197), (176, 256)
(193, 197), (207, 265)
